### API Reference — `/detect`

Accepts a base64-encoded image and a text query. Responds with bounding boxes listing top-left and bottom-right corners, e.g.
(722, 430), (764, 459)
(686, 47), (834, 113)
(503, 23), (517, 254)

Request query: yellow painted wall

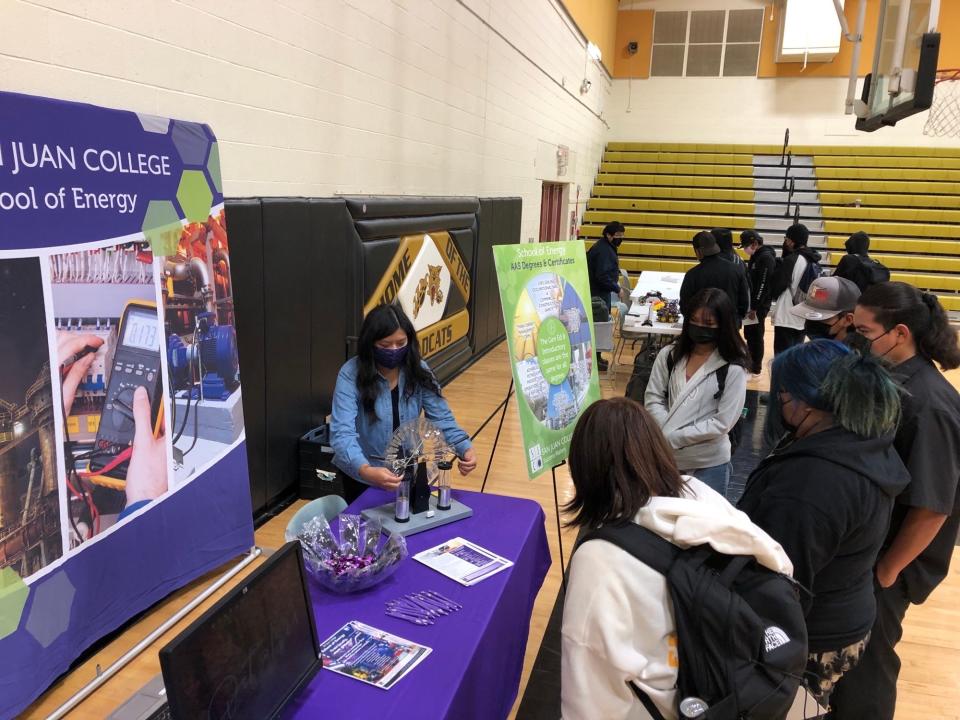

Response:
(759, 1), (960, 78)
(613, 10), (654, 79)
(562, 0), (620, 74)
(612, 1), (960, 80)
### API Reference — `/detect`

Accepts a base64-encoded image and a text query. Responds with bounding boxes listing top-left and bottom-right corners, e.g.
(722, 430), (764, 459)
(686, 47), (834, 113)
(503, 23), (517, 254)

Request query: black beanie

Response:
(785, 223), (809, 246)
(711, 227), (734, 252)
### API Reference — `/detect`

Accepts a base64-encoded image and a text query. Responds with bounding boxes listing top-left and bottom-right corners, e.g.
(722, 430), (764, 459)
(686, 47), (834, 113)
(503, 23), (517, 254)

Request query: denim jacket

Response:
(330, 357), (472, 483)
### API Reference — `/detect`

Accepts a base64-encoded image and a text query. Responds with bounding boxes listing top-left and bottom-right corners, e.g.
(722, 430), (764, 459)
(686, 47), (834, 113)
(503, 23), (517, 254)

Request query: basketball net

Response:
(923, 69), (960, 137)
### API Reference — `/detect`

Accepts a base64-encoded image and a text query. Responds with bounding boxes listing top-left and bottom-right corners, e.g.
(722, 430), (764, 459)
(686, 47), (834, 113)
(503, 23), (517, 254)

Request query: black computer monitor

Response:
(159, 541), (321, 720)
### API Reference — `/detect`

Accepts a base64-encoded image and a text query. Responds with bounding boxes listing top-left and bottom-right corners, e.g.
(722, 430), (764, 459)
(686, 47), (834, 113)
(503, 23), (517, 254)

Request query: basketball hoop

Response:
(923, 68), (960, 137)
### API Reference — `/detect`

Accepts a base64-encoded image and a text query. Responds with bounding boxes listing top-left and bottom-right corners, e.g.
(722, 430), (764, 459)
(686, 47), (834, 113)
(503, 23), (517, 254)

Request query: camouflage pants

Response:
(805, 633), (871, 710)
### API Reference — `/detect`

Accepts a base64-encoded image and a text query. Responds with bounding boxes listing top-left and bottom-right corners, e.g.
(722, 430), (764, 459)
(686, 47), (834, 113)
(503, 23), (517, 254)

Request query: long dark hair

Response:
(566, 398), (686, 528)
(357, 304), (440, 421)
(859, 282), (960, 370)
(671, 288), (750, 368)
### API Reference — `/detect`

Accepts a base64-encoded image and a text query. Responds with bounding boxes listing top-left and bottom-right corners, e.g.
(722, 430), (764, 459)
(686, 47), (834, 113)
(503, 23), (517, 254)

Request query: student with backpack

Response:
(645, 288), (749, 499)
(740, 230), (777, 374)
(833, 231), (890, 292)
(770, 223), (822, 355)
(561, 397), (802, 720)
(738, 340), (910, 714)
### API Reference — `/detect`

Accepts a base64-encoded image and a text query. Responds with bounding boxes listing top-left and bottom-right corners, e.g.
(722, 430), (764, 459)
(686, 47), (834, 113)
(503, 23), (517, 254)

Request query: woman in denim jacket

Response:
(331, 304), (477, 501)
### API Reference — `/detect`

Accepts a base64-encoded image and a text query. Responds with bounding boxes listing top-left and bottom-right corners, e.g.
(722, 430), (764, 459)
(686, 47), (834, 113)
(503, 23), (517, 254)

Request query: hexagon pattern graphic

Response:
(25, 570), (75, 648)
(207, 142), (222, 193)
(136, 113), (171, 134)
(142, 199), (183, 257)
(177, 170), (213, 224)
(171, 120), (211, 166)
(0, 567), (29, 641)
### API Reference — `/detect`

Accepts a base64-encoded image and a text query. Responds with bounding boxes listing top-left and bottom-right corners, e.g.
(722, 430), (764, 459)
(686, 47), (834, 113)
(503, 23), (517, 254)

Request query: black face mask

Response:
(688, 323), (718, 345)
(805, 319), (837, 341)
(780, 396), (809, 435)
(848, 327), (893, 356)
(610, 236), (623, 248)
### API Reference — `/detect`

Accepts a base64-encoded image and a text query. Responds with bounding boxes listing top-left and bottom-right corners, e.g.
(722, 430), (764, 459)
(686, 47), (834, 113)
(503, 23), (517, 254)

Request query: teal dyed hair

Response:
(773, 339), (902, 439)
(819, 349), (902, 437)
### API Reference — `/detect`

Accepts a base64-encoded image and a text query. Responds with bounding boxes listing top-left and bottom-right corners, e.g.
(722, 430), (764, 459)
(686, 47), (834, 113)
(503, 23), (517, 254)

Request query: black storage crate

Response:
(299, 424), (344, 499)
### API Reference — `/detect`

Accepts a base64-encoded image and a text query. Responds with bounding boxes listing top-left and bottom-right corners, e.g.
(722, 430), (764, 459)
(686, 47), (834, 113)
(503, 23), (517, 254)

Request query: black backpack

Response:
(577, 524), (807, 720)
(854, 256), (890, 291)
(792, 257), (824, 304)
(664, 355), (746, 455)
(625, 340), (661, 403)
(591, 296), (610, 323)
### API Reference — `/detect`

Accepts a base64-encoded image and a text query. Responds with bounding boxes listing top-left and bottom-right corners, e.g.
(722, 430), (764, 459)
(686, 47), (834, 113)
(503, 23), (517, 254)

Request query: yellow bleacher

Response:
(581, 141), (960, 313)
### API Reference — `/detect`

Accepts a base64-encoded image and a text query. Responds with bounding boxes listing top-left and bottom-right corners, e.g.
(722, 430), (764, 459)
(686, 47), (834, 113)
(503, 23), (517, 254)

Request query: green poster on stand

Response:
(492, 241), (602, 478)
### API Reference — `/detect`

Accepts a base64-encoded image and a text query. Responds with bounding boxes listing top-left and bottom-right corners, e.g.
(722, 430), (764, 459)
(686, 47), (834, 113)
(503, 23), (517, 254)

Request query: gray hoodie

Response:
(644, 346), (747, 471)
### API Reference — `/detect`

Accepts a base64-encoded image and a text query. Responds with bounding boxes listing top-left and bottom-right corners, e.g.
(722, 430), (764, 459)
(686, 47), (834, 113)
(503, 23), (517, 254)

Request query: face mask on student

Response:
(373, 344), (409, 369)
(804, 319), (839, 341)
(848, 328), (893, 357)
(688, 323), (718, 345)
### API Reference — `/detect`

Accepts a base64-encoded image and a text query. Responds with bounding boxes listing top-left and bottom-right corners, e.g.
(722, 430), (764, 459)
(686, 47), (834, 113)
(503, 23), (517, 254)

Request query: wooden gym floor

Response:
(22, 328), (960, 719)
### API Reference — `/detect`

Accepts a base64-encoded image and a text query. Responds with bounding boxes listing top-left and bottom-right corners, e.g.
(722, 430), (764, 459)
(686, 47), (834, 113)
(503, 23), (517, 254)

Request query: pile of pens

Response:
(385, 590), (461, 626)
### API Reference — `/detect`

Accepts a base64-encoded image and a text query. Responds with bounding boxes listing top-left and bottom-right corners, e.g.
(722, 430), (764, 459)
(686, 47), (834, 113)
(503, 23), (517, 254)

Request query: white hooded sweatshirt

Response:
(560, 478), (794, 720)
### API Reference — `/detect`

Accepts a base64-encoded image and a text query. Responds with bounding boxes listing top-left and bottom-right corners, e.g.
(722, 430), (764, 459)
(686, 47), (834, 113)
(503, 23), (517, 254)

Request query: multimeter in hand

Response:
(89, 300), (164, 480)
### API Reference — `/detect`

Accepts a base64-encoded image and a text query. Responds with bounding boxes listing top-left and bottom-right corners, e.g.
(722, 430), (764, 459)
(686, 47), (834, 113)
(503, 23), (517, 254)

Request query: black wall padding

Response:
(343, 196), (480, 220)
(308, 199), (356, 422)
(353, 214), (477, 240)
(224, 198), (268, 514)
(474, 197), (521, 355)
(259, 199), (318, 506)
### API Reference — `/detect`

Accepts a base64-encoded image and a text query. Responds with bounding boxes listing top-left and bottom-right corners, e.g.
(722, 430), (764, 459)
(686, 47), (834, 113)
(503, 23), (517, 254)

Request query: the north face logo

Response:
(764, 626), (790, 652)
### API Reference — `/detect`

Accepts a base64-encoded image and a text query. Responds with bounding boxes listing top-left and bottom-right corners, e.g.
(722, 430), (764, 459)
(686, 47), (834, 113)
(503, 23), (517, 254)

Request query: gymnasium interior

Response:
(3, 0), (960, 718)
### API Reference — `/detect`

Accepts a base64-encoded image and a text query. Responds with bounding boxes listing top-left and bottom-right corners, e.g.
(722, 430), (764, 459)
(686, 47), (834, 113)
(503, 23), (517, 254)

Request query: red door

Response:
(539, 183), (564, 242)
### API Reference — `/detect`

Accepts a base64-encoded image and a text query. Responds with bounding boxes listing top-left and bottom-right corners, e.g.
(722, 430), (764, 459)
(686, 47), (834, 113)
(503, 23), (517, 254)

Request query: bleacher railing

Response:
(780, 128), (790, 166)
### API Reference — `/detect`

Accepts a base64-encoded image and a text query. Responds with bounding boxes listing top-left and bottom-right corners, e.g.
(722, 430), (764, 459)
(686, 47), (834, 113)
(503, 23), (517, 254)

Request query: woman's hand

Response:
(125, 386), (168, 505)
(359, 464), (403, 491)
(58, 333), (105, 416)
(457, 448), (478, 476)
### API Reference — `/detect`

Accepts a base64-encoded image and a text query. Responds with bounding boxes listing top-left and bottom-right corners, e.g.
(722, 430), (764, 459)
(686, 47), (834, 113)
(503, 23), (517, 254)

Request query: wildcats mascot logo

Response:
(413, 264), (444, 319)
(364, 232), (470, 358)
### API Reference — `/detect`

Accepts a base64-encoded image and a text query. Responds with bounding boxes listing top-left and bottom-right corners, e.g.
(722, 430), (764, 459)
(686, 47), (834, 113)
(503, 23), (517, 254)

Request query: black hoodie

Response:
(769, 245), (822, 301)
(738, 427), (910, 652)
(746, 245), (777, 314)
(835, 232), (888, 291)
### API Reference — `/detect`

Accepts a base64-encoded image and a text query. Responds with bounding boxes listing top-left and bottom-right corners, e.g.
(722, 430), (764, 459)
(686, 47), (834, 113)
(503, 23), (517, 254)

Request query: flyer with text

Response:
(320, 621), (432, 689)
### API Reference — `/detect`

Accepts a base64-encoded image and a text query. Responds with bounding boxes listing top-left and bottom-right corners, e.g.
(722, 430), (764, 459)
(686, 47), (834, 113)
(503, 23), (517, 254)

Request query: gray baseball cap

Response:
(790, 276), (861, 320)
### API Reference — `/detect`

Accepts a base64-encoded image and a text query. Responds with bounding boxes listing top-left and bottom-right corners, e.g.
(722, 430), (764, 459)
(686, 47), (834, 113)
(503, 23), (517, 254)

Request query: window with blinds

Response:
(650, 8), (764, 78)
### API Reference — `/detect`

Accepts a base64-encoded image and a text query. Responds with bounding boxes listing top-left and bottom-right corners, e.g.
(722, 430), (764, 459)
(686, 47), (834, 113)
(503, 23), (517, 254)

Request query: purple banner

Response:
(0, 90), (252, 719)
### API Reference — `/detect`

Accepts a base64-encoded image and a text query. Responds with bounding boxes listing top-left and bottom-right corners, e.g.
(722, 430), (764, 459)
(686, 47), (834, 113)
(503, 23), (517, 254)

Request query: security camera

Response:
(627, 41), (638, 55)
(580, 79), (592, 94)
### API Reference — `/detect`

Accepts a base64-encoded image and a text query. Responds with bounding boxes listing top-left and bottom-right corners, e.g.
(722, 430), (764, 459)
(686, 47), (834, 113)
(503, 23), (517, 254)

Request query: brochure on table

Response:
(320, 621), (431, 690)
(414, 537), (514, 586)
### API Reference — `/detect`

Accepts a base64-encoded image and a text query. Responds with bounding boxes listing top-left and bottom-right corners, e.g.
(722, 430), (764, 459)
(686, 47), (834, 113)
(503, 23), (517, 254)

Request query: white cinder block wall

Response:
(606, 77), (960, 148)
(0, 0), (612, 243)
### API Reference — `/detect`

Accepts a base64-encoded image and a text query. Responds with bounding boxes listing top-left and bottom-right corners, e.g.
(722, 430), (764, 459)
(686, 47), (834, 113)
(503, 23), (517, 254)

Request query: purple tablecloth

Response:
(284, 488), (551, 720)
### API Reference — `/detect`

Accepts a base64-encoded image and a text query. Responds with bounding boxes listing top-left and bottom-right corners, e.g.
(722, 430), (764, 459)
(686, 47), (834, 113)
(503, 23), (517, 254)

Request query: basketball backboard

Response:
(855, 0), (940, 131)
